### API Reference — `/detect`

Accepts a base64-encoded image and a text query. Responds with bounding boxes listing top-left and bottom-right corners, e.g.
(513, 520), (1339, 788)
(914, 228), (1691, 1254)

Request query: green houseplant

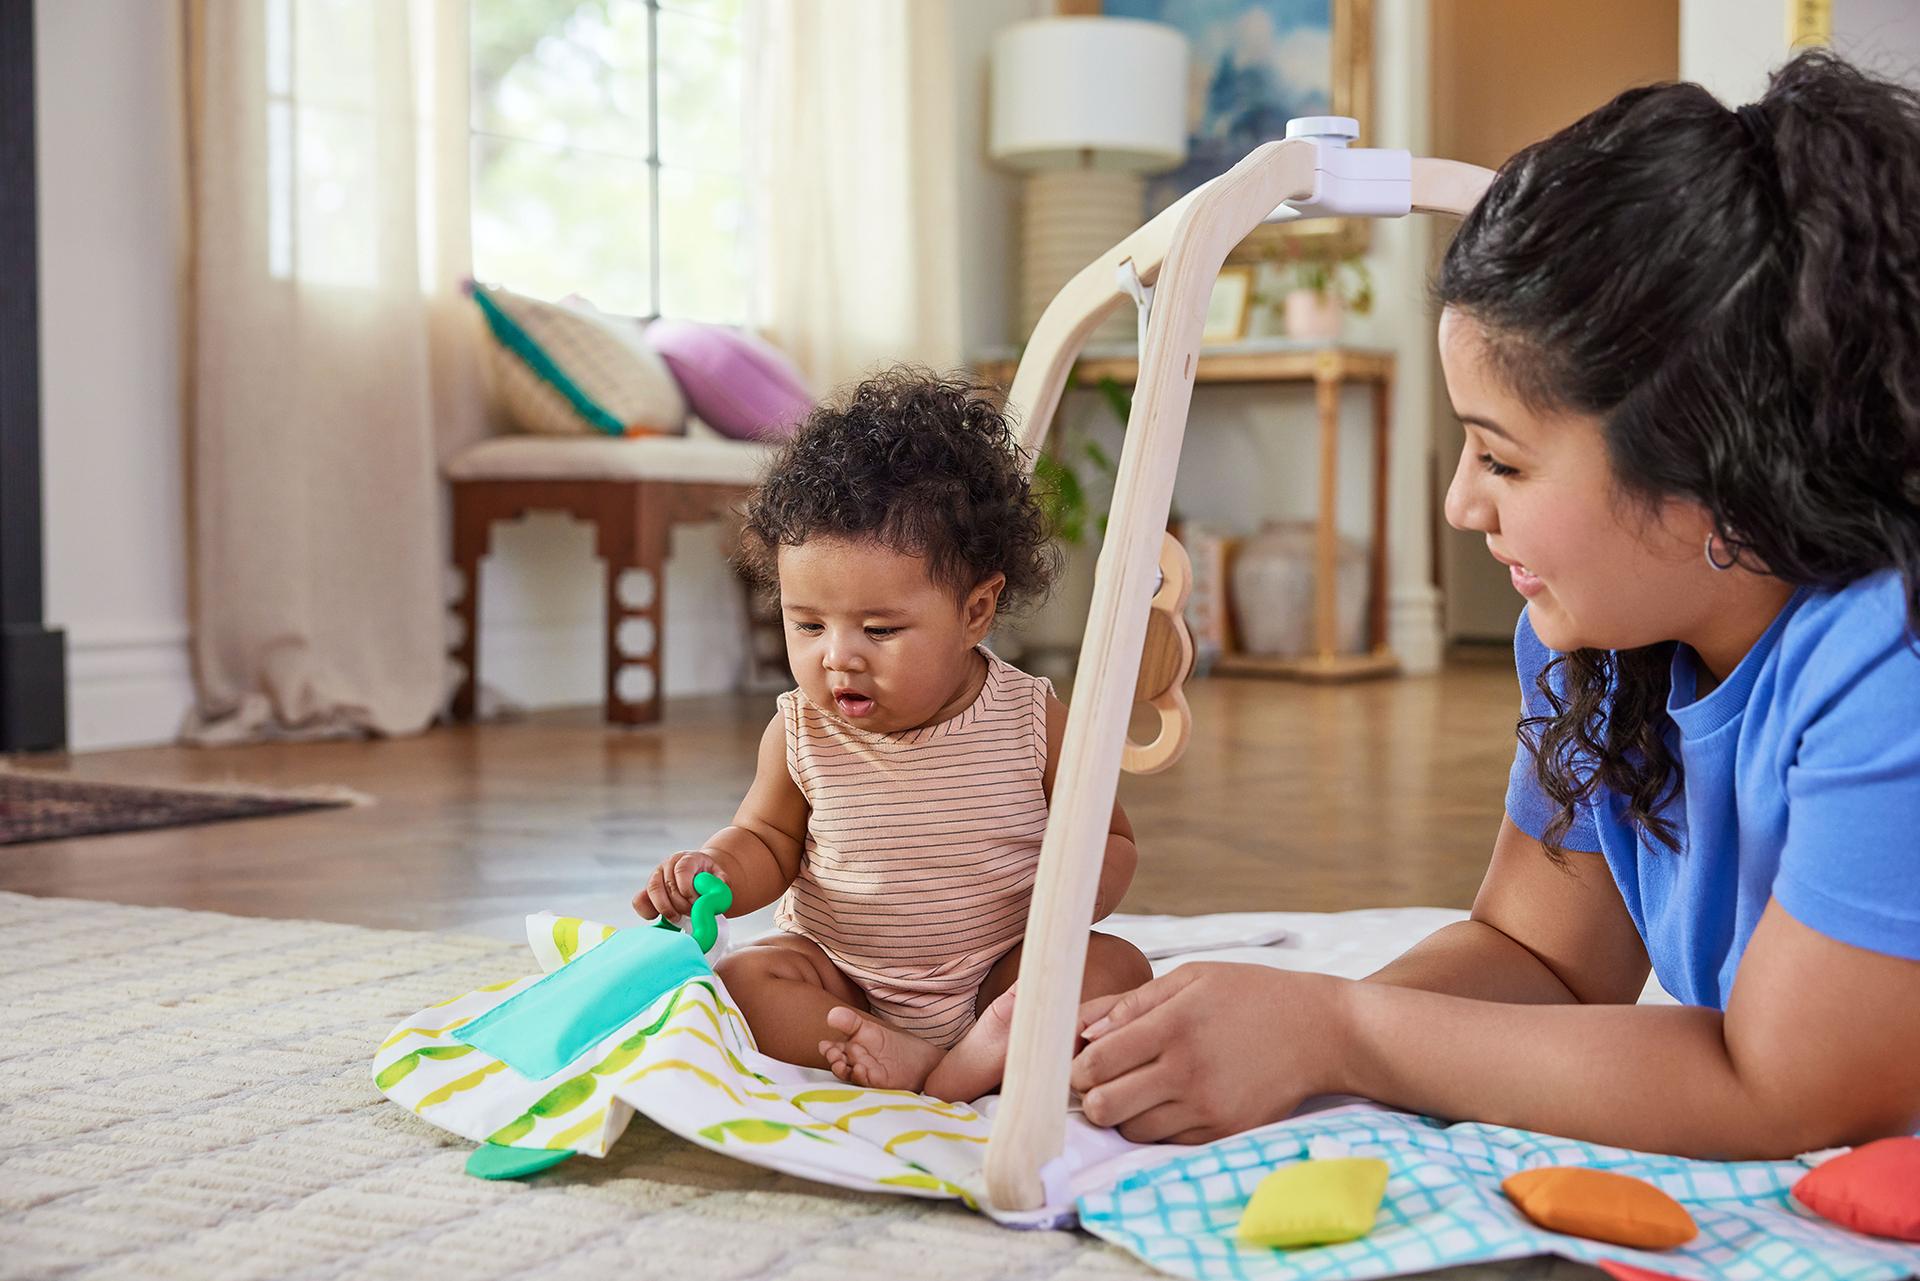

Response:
(1006, 366), (1140, 679)
(1031, 368), (1131, 545)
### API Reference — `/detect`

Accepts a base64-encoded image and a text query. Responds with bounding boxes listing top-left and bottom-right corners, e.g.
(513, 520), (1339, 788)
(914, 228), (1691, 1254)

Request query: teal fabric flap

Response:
(466, 1143), (575, 1181)
(455, 926), (711, 1079)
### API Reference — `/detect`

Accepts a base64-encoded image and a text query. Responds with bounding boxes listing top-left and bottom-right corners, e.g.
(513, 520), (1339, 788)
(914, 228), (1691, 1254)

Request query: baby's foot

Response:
(923, 984), (1017, 1102)
(819, 1007), (945, 1092)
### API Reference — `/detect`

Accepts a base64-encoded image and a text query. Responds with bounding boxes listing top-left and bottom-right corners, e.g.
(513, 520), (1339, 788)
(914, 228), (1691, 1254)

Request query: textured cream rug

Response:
(0, 893), (1585, 1281)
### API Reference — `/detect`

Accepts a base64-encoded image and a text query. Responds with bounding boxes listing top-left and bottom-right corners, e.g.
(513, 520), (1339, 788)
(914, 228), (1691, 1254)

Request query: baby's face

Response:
(777, 536), (997, 734)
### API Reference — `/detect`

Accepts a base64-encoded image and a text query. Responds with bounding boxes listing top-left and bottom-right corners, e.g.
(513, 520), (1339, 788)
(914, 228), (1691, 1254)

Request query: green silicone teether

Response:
(687, 871), (732, 953)
(644, 868), (731, 953)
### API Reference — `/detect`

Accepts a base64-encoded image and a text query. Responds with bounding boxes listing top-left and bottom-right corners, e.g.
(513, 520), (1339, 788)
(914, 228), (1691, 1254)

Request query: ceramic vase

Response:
(1282, 288), (1344, 341)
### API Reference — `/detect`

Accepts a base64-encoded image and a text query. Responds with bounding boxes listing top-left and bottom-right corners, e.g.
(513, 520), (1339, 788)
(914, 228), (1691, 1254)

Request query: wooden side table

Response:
(976, 342), (1397, 681)
(442, 433), (778, 726)
(448, 477), (755, 725)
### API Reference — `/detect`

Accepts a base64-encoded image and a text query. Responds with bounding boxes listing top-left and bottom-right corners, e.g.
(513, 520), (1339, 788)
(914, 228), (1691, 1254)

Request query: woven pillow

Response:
(1236, 1157), (1390, 1248)
(470, 284), (686, 438)
(1502, 1167), (1697, 1250)
(642, 318), (811, 442)
(1791, 1137), (1920, 1242)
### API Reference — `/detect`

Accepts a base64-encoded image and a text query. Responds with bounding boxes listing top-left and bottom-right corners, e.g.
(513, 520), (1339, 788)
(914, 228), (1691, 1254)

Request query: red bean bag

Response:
(1791, 1137), (1920, 1242)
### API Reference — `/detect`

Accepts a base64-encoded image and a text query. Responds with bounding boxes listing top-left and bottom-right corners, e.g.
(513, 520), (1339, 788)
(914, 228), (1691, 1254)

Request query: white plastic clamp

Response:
(1116, 257), (1154, 358)
(1264, 115), (1412, 222)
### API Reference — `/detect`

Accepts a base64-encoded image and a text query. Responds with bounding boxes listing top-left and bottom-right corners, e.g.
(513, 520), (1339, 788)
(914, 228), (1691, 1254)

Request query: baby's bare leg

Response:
(714, 934), (867, 1069)
(923, 932), (1152, 1102)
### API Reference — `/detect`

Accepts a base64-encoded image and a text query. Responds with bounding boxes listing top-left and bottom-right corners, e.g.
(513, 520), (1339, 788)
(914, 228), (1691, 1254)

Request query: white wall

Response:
(1680, 0), (1789, 103)
(1682, 0), (1920, 105)
(1833, 0), (1920, 89)
(1359, 0), (1444, 673)
(35, 0), (195, 752)
(950, 0), (1046, 359)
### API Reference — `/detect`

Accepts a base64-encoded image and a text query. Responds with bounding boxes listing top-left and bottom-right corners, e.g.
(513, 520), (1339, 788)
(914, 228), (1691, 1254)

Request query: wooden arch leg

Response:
(983, 400), (1190, 1212)
(984, 136), (1327, 1215)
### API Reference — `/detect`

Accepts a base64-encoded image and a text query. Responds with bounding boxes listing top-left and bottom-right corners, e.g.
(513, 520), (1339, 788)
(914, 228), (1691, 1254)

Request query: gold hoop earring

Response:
(1705, 532), (1740, 572)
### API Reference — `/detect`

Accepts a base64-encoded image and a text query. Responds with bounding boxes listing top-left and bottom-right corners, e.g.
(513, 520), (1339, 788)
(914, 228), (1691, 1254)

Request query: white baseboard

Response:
(63, 624), (195, 752)
(55, 613), (748, 751)
(1388, 583), (1446, 676)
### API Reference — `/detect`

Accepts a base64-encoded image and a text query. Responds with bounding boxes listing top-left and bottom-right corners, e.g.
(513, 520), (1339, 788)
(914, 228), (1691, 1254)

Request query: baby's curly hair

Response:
(740, 368), (1059, 616)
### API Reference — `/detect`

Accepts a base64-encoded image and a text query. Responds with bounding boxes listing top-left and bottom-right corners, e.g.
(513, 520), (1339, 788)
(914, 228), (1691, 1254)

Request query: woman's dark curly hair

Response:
(739, 368), (1059, 616)
(1436, 49), (1920, 857)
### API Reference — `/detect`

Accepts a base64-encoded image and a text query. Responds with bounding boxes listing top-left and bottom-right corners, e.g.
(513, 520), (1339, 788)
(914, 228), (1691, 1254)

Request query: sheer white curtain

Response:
(182, 0), (485, 742)
(746, 0), (965, 393)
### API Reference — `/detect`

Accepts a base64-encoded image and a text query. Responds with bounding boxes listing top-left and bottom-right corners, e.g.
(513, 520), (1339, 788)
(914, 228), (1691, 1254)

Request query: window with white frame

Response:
(469, 0), (748, 321)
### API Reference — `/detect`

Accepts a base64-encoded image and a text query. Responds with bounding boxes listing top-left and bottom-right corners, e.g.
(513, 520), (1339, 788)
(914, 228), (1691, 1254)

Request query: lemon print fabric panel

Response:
(1236, 1157), (1390, 1248)
(529, 912), (619, 971)
(372, 912), (997, 1207)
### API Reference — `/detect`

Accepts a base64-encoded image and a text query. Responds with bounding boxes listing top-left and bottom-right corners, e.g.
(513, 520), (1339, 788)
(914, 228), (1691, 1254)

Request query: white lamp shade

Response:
(990, 17), (1188, 174)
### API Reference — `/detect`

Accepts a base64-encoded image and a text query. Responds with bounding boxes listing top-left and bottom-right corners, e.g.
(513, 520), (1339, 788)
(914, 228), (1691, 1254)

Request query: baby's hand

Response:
(634, 851), (725, 922)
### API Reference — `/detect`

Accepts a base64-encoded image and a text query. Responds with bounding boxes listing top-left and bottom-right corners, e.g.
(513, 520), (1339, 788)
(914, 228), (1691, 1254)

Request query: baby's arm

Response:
(1041, 692), (1138, 921)
(635, 713), (808, 920)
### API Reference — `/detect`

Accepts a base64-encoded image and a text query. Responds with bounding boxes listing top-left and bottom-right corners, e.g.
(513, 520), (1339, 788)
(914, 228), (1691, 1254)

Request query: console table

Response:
(974, 341), (1397, 681)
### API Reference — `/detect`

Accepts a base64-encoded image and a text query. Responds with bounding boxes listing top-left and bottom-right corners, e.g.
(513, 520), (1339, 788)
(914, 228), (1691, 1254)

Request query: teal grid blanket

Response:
(1077, 1105), (1920, 1281)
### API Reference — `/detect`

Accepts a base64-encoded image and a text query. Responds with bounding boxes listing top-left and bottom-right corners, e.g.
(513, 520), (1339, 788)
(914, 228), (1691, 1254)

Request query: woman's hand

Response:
(1071, 963), (1350, 1143)
(633, 851), (726, 921)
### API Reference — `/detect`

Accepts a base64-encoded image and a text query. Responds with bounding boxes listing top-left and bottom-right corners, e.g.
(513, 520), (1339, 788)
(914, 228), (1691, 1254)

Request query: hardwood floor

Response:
(0, 655), (1520, 938)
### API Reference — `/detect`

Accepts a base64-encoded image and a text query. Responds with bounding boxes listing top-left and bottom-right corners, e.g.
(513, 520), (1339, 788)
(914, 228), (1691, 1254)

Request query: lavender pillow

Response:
(643, 320), (813, 443)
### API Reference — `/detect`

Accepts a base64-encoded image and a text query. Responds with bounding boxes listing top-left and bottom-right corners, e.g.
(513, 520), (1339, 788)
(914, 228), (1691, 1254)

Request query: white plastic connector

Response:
(1116, 257), (1153, 359)
(1264, 115), (1412, 222)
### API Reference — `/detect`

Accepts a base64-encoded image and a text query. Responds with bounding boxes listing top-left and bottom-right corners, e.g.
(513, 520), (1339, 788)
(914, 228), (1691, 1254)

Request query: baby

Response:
(634, 370), (1151, 1102)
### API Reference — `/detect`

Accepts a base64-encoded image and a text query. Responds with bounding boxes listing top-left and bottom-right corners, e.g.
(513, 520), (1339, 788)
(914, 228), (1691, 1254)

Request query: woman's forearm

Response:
(1336, 981), (1819, 1158)
(1365, 919), (1579, 1004)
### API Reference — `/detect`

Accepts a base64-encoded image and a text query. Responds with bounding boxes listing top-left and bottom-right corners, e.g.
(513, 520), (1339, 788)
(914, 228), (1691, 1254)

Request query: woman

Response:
(1072, 49), (1920, 1158)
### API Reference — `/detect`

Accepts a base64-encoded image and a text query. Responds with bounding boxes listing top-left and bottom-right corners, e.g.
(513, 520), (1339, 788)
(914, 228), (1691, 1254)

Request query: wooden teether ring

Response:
(1123, 533), (1195, 775)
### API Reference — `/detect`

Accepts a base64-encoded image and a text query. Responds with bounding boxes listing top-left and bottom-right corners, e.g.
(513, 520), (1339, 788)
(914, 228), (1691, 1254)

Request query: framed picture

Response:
(1101, 0), (1374, 263)
(1203, 266), (1254, 344)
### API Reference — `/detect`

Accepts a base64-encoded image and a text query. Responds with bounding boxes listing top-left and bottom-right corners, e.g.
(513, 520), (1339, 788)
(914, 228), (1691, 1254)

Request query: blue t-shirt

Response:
(1505, 570), (1920, 1009)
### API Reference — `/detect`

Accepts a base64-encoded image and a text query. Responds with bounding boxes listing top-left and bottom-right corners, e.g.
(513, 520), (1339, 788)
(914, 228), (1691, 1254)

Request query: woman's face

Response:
(1438, 308), (1721, 655)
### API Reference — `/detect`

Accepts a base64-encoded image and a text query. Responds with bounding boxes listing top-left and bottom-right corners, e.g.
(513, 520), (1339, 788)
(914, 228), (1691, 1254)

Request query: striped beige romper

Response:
(774, 648), (1053, 1049)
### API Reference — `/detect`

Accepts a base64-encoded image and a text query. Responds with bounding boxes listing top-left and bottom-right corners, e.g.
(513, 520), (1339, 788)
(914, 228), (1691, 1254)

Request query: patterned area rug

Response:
(0, 770), (355, 845)
(0, 893), (1591, 1281)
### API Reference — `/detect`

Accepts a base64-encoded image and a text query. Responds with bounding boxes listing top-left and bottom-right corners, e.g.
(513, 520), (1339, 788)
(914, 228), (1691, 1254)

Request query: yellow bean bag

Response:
(1236, 1157), (1391, 1248)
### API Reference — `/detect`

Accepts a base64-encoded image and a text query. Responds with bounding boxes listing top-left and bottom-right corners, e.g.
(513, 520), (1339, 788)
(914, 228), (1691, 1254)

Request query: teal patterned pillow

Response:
(470, 283), (686, 437)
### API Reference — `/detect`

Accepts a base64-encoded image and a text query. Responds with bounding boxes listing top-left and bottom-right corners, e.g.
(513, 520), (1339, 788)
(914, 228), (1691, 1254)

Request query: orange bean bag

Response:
(1790, 1137), (1920, 1242)
(1502, 1167), (1698, 1250)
